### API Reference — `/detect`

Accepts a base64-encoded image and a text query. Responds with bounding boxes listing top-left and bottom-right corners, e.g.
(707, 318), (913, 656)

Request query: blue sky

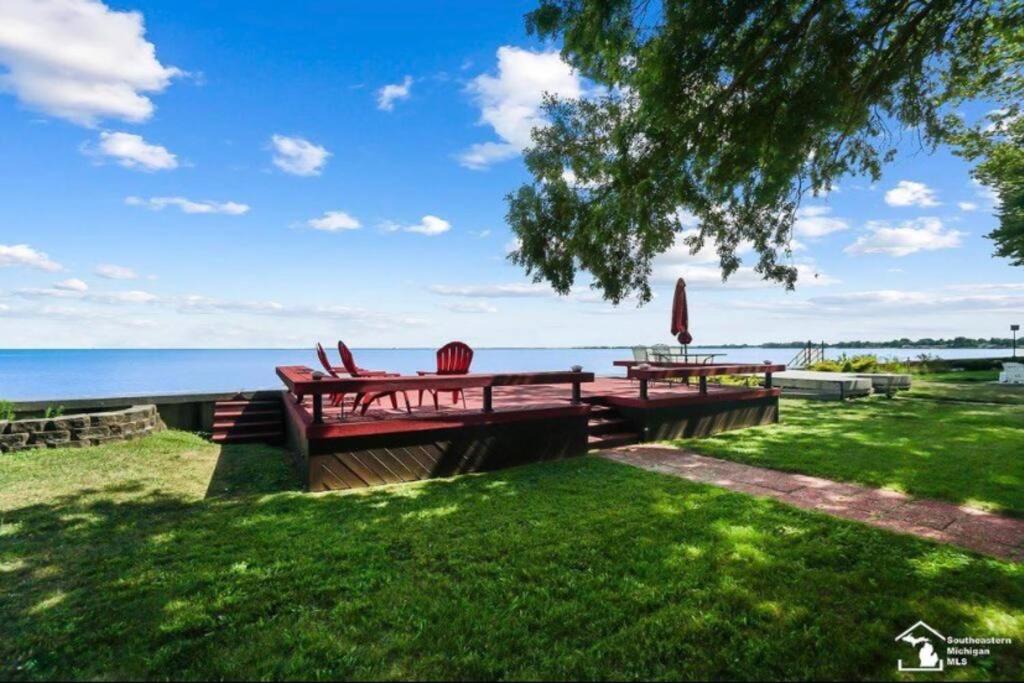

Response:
(0, 0), (1020, 348)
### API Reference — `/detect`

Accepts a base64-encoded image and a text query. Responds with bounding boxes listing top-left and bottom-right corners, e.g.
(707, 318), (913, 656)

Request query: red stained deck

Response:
(278, 365), (781, 492)
(288, 377), (778, 439)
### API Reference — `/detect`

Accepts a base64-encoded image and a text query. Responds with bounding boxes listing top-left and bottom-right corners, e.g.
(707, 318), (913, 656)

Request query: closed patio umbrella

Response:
(670, 278), (693, 354)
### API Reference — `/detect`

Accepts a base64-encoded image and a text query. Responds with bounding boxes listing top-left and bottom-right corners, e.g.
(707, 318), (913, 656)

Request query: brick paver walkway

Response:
(601, 445), (1024, 562)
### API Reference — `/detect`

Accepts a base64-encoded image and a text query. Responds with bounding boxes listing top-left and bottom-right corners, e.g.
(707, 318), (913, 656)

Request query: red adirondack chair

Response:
(314, 343), (348, 408)
(337, 341), (411, 415)
(417, 341), (474, 409)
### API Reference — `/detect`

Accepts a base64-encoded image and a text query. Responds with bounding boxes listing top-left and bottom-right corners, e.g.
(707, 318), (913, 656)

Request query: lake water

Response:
(0, 347), (1013, 401)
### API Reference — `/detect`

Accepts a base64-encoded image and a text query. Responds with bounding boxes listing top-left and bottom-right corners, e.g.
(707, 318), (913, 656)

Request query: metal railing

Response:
(788, 341), (826, 369)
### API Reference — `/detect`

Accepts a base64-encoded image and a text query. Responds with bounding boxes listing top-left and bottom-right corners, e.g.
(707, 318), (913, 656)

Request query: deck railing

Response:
(276, 366), (595, 423)
(788, 341), (826, 369)
(619, 362), (787, 400)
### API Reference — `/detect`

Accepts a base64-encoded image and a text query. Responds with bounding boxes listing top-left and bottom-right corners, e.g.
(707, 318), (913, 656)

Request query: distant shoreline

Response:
(0, 345), (1016, 352)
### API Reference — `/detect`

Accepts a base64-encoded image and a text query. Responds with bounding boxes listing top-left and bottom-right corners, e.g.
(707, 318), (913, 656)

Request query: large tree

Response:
(506, 0), (1023, 303)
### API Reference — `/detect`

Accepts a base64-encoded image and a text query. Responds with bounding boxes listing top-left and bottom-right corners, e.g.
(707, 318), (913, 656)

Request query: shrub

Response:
(0, 400), (14, 421)
(849, 355), (879, 373)
(43, 405), (65, 419)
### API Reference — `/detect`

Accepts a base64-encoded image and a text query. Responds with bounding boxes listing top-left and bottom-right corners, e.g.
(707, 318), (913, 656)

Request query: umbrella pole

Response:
(683, 343), (690, 386)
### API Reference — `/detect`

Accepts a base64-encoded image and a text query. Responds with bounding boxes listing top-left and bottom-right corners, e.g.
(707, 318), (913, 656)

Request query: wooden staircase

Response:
(586, 404), (641, 450)
(211, 396), (284, 444)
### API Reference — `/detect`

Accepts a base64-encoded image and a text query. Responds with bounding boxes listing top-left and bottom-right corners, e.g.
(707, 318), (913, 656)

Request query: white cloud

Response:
(90, 131), (177, 170)
(0, 304), (158, 326)
(808, 290), (1024, 314)
(460, 46), (582, 169)
(307, 210), (361, 232)
(54, 278), (88, 292)
(0, 244), (62, 271)
(945, 282), (1024, 293)
(958, 201), (978, 212)
(884, 180), (940, 207)
(0, 0), (181, 126)
(95, 263), (138, 279)
(457, 142), (520, 170)
(404, 215), (451, 236)
(178, 296), (427, 329)
(731, 287), (1024, 320)
(441, 301), (498, 314)
(95, 289), (157, 304)
(270, 134), (330, 176)
(125, 196), (250, 215)
(381, 215), (452, 236)
(647, 230), (834, 288)
(430, 283), (550, 298)
(845, 217), (964, 257)
(16, 286), (157, 304)
(377, 75), (412, 111)
(656, 262), (837, 289)
(794, 205), (849, 238)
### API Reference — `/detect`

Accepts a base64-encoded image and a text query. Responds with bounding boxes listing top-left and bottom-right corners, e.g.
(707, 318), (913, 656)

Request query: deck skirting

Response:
(287, 403), (589, 491)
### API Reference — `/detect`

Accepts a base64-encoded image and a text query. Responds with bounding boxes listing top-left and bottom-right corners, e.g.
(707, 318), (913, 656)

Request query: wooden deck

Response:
(294, 377), (776, 427)
(278, 365), (781, 492)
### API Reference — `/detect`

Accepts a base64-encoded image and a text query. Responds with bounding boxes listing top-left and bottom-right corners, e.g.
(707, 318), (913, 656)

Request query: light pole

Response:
(1013, 324), (1020, 359)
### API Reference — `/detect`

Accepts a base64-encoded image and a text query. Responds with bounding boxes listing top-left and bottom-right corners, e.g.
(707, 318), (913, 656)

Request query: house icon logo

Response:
(896, 621), (945, 672)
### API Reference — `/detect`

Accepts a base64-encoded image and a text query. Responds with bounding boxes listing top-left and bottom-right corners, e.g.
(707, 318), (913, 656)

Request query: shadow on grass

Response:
(204, 443), (303, 499)
(676, 396), (1024, 516)
(1, 454), (1023, 681)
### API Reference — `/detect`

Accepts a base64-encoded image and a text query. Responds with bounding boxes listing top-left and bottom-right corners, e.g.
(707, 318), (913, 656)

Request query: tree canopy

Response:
(506, 0), (1024, 303)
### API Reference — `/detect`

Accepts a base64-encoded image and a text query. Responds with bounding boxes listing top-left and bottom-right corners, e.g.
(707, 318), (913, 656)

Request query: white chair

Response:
(998, 362), (1024, 384)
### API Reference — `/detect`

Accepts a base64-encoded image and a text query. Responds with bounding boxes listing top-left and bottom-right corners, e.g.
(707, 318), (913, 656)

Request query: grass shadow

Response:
(2, 451), (1023, 680)
(675, 395), (1024, 515)
(204, 442), (302, 499)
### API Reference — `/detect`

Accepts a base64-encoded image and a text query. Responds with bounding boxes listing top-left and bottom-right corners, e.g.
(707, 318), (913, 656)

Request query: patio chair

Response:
(337, 341), (411, 415)
(650, 343), (691, 386)
(314, 343), (348, 408)
(649, 344), (671, 362)
(417, 341), (474, 409)
(631, 346), (649, 362)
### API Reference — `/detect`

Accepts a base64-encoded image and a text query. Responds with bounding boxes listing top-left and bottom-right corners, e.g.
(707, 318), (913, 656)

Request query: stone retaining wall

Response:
(0, 405), (163, 453)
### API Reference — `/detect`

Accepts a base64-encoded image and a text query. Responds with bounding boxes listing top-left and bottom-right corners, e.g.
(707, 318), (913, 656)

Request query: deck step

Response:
(211, 430), (283, 444)
(212, 419), (282, 431)
(587, 405), (617, 417)
(211, 397), (283, 445)
(587, 432), (640, 450)
(212, 408), (281, 419)
(587, 416), (631, 435)
(586, 403), (640, 450)
(213, 399), (281, 408)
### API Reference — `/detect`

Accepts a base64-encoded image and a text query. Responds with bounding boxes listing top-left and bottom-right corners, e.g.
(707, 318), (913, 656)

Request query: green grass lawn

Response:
(1, 431), (1023, 680)
(915, 369), (1002, 383)
(674, 395), (1024, 516)
(907, 378), (1024, 405)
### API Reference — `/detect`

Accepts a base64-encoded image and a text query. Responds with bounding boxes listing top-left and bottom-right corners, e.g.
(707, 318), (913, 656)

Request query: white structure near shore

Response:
(999, 362), (1024, 384)
(772, 370), (911, 399)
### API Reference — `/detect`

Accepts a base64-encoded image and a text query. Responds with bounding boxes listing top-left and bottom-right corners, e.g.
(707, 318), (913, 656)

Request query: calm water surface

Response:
(0, 347), (1012, 401)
